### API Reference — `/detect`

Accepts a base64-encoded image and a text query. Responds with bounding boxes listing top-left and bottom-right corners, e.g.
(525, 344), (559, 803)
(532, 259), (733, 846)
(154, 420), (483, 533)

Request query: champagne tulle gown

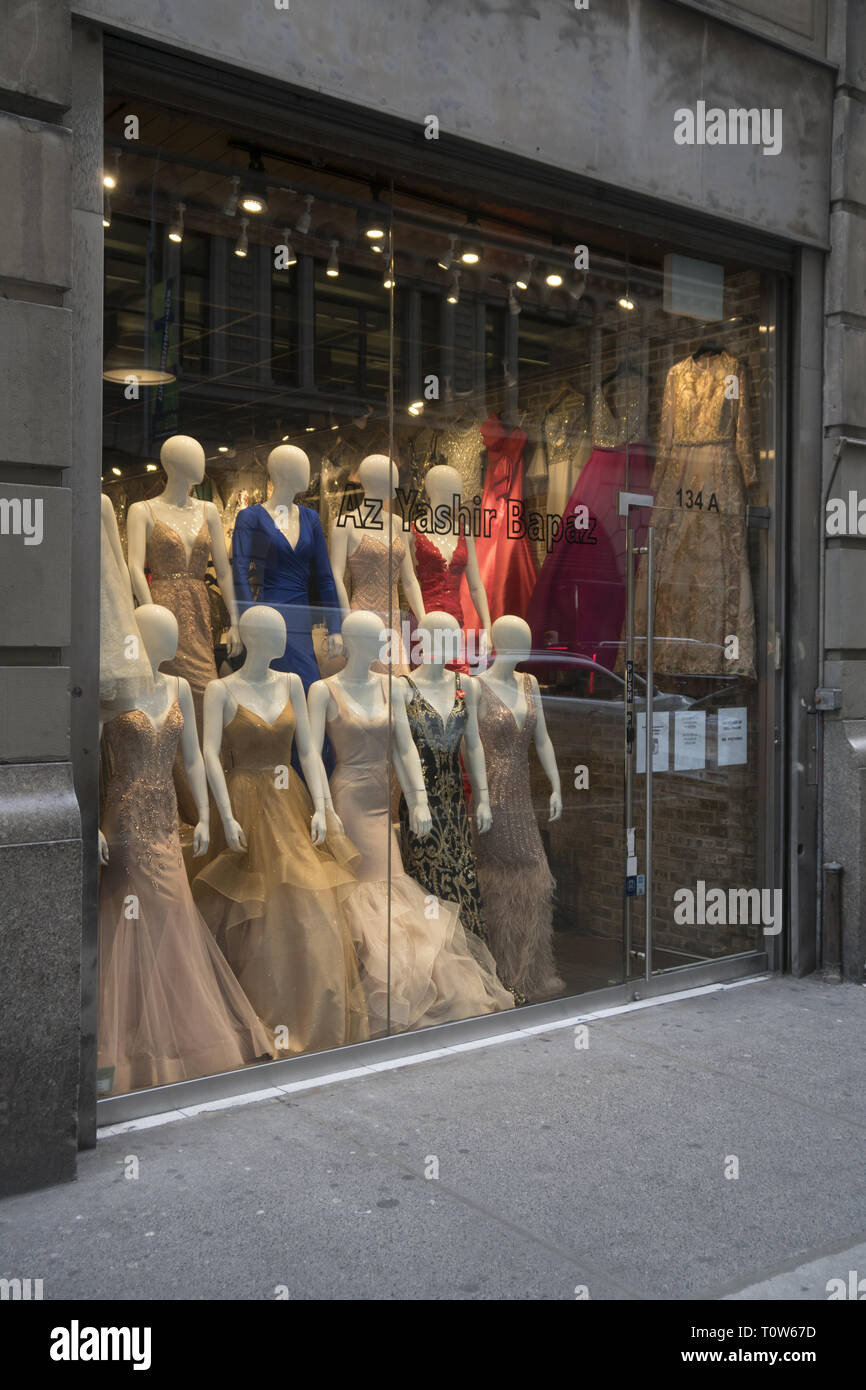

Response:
(100, 504), (152, 702)
(324, 674), (514, 1034)
(193, 697), (369, 1054)
(98, 685), (276, 1095)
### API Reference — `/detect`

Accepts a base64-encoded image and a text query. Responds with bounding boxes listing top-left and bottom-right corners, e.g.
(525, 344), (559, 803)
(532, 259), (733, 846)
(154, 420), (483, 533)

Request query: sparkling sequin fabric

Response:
(98, 695), (274, 1094)
(438, 421), (484, 502)
(398, 675), (487, 941)
(347, 531), (409, 673)
(591, 374), (648, 448)
(472, 676), (564, 1002)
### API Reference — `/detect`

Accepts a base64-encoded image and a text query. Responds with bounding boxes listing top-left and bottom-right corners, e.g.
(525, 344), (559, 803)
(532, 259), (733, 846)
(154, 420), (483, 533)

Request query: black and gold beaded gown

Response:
(98, 684), (276, 1095)
(398, 674), (488, 941)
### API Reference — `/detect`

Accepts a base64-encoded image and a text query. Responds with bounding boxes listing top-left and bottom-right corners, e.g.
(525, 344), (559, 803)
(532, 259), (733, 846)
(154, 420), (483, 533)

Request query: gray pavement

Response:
(1, 975), (865, 1301)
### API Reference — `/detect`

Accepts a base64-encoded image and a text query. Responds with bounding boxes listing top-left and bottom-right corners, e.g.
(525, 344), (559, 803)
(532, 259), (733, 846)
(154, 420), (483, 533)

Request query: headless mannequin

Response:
(261, 446), (342, 660)
(308, 609), (431, 835)
(415, 465), (492, 656)
(100, 492), (153, 701)
(481, 615), (562, 821)
(329, 454), (425, 621)
(98, 605), (210, 865)
(101, 492), (135, 603)
(394, 611), (491, 832)
(201, 605), (330, 850)
(127, 434), (241, 654)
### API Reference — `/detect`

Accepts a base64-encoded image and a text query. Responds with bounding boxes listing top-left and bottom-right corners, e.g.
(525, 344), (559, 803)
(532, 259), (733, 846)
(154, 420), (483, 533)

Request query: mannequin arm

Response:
(176, 677), (210, 854)
(461, 678), (492, 832)
(307, 680), (337, 811)
(126, 503), (153, 607)
(289, 673), (329, 844)
(391, 690), (431, 834)
(310, 513), (342, 635)
(328, 523), (351, 615)
(464, 534), (492, 641)
(201, 679), (243, 850)
(399, 543), (426, 622)
(529, 673), (562, 821)
(97, 710), (109, 864)
(206, 502), (241, 655)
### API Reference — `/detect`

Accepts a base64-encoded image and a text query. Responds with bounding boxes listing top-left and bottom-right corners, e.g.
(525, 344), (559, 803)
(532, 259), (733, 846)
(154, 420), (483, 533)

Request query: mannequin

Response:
(308, 610), (513, 1035)
(99, 492), (152, 701)
(97, 605), (274, 1095)
(410, 465), (492, 670)
(232, 445), (343, 689)
(473, 615), (565, 1002)
(191, 606), (367, 1053)
(127, 434), (241, 824)
(329, 454), (425, 674)
(394, 612), (502, 959)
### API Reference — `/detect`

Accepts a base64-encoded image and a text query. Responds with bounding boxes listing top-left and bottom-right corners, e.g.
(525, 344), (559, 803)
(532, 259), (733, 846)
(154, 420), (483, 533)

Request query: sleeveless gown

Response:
(192, 696), (369, 1053)
(324, 674), (514, 1034)
(98, 692), (275, 1095)
(347, 531), (410, 674)
(472, 675), (564, 1002)
(412, 528), (472, 672)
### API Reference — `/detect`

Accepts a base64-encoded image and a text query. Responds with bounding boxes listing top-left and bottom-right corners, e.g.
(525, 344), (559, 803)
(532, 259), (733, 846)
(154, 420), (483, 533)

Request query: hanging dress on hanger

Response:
(462, 413), (537, 629)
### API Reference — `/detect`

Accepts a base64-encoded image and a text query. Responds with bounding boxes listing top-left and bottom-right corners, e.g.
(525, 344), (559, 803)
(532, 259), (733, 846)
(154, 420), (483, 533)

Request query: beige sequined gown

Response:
(347, 531), (410, 674)
(98, 689), (275, 1095)
(635, 351), (757, 678)
(472, 675), (564, 1002)
(145, 503), (218, 823)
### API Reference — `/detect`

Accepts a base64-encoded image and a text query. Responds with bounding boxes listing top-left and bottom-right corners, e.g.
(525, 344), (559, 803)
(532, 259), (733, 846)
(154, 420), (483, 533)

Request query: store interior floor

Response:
(547, 932), (706, 998)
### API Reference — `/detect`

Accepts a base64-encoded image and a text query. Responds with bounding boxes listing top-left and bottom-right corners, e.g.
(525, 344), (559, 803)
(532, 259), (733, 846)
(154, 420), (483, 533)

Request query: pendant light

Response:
(460, 219), (481, 265)
(515, 254), (534, 291)
(103, 151), (120, 190)
(234, 216), (249, 258)
(446, 270), (460, 305)
(545, 264), (564, 288)
(279, 228), (297, 267)
(239, 152), (268, 215)
(168, 202), (185, 244)
(437, 233), (458, 272)
(295, 194), (314, 236)
(326, 240), (340, 278)
(362, 191), (387, 243)
(383, 266), (396, 290)
(222, 175), (240, 217)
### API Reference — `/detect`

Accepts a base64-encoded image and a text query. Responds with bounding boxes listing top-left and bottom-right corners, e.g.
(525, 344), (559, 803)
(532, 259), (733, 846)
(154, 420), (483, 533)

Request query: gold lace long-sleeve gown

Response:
(635, 351), (757, 678)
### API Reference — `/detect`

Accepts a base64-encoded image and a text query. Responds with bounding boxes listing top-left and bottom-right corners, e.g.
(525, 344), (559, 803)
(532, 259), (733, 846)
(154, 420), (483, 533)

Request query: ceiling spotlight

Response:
(103, 151), (120, 190)
(280, 228), (297, 267)
(618, 295), (636, 311)
(239, 153), (268, 215)
(168, 202), (185, 244)
(508, 285), (520, 317)
(515, 255), (535, 291)
(102, 192), (111, 229)
(222, 175), (240, 218)
(296, 194), (314, 236)
(460, 220), (481, 265)
(234, 217), (249, 258)
(447, 270), (460, 305)
(383, 267), (395, 290)
(326, 240), (340, 278)
(437, 234), (458, 272)
(218, 445), (230, 453)
(111, 466), (122, 476)
(408, 400), (424, 416)
(281, 434), (290, 442)
(146, 463), (158, 472)
(305, 425), (316, 433)
(545, 265), (564, 288)
(362, 193), (387, 242)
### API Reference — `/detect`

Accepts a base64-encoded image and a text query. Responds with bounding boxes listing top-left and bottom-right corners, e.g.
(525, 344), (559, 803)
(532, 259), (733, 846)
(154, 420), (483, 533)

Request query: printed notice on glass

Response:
(674, 710), (706, 771)
(637, 712), (670, 773)
(717, 706), (748, 767)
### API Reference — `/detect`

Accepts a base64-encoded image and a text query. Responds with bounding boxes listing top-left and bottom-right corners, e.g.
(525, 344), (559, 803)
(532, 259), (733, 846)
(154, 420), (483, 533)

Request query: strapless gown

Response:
(192, 696), (369, 1053)
(145, 505), (218, 826)
(98, 693), (275, 1095)
(325, 674), (514, 1034)
(347, 531), (410, 674)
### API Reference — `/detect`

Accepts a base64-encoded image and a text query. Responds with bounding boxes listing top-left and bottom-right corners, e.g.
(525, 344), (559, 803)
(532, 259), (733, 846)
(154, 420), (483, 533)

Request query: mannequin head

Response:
(238, 605), (287, 664)
(414, 610), (461, 668)
(424, 465), (462, 510)
(359, 453), (398, 500)
(135, 605), (179, 668)
(160, 435), (205, 486)
(491, 614), (531, 667)
(266, 445), (310, 498)
(341, 609), (386, 665)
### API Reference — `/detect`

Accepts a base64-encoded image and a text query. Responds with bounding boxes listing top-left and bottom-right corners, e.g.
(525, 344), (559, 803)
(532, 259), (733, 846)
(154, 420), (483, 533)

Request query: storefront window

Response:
(98, 92), (778, 1101)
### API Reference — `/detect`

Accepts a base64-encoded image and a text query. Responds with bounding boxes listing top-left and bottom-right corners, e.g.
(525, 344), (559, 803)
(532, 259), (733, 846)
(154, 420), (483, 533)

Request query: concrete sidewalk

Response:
(1, 976), (864, 1300)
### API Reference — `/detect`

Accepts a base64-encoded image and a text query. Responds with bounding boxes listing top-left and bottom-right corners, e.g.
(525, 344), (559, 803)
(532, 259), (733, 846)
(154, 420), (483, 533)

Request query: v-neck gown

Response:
(232, 503), (341, 689)
(347, 531), (410, 674)
(325, 675), (514, 1034)
(98, 696), (275, 1095)
(192, 696), (369, 1053)
(472, 676), (564, 1002)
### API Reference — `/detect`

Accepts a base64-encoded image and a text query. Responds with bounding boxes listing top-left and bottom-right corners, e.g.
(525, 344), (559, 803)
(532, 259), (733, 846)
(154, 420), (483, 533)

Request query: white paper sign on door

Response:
(717, 706), (748, 767)
(637, 711), (670, 773)
(674, 710), (706, 771)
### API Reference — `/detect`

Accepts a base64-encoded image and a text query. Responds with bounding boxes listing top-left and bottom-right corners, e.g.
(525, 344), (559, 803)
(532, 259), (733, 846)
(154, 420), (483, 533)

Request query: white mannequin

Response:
(415, 464), (492, 653)
(101, 492), (135, 602)
(201, 605), (332, 850)
(481, 615), (562, 822)
(98, 605), (210, 865)
(308, 609), (432, 836)
(394, 611), (492, 832)
(329, 453), (425, 621)
(127, 434), (241, 655)
(262, 444), (343, 659)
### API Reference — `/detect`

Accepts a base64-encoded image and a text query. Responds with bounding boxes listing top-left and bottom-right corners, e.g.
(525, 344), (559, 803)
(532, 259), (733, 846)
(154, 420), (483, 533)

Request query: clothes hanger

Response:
(601, 358), (648, 388)
(692, 340), (725, 359)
